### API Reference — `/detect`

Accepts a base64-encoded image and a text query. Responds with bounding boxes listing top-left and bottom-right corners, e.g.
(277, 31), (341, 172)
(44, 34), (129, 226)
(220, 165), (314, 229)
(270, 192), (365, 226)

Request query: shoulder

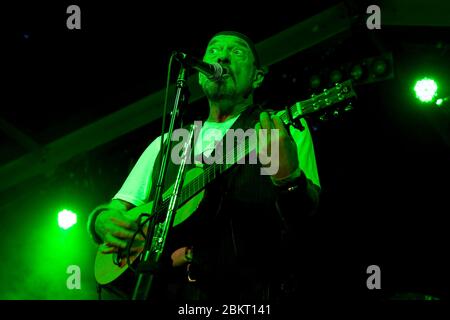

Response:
(142, 133), (169, 155)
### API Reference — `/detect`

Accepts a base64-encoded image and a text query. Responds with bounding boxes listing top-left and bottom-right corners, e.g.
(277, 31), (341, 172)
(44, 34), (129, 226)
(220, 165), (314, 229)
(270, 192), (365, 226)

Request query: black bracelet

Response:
(277, 170), (307, 194)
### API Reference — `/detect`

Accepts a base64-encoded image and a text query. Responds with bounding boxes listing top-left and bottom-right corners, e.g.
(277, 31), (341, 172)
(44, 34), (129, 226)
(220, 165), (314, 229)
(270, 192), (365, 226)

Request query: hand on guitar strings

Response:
(255, 111), (299, 182)
(95, 208), (146, 254)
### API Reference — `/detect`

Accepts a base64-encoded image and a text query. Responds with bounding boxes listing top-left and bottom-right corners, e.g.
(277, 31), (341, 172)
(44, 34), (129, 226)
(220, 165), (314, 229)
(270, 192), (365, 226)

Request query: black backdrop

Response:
(1, 1), (449, 301)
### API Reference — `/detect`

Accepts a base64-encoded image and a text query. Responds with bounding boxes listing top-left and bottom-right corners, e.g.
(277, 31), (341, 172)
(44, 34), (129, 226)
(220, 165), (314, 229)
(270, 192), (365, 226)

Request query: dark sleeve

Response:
(275, 170), (321, 230)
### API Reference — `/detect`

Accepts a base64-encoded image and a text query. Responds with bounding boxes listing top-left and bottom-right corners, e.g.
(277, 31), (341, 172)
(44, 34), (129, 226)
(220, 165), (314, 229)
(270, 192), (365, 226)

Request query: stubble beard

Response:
(203, 79), (236, 102)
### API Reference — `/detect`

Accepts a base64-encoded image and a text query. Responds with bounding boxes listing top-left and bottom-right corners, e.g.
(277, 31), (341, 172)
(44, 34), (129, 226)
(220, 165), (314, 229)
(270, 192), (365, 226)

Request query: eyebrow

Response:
(207, 39), (250, 50)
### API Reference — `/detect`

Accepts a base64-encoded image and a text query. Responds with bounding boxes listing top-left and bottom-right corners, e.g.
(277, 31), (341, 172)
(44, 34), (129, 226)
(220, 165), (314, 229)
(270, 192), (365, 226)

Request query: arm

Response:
(256, 111), (321, 221)
(274, 169), (321, 220)
(87, 134), (165, 250)
(87, 199), (134, 243)
(87, 199), (146, 254)
(272, 118), (321, 218)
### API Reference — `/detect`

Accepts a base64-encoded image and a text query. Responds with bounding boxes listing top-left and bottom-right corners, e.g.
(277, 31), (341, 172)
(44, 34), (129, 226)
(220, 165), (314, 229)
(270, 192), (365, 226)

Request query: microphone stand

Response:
(131, 65), (191, 300)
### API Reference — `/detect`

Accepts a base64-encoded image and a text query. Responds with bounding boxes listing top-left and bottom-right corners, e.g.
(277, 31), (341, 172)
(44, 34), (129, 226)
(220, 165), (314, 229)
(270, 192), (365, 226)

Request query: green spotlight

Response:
(310, 75), (321, 88)
(330, 70), (342, 83)
(350, 64), (363, 80)
(414, 78), (438, 103)
(435, 98), (443, 106)
(58, 209), (77, 230)
(371, 59), (387, 76)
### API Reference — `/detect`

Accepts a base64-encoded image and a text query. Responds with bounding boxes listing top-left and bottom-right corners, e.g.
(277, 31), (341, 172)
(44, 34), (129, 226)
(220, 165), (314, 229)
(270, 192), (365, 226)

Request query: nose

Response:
(216, 49), (231, 65)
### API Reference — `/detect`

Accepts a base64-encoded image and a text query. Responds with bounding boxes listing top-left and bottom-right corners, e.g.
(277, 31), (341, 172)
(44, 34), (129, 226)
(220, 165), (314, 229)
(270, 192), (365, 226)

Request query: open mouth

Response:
(221, 66), (231, 76)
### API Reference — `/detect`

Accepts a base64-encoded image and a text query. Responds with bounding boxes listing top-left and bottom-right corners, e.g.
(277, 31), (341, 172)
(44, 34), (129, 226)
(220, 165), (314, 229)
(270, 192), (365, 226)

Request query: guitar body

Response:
(94, 167), (205, 285)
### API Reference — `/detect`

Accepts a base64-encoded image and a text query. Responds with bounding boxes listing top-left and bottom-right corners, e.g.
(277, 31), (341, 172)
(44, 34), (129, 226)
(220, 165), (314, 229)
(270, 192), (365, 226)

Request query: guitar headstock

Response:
(301, 79), (357, 118)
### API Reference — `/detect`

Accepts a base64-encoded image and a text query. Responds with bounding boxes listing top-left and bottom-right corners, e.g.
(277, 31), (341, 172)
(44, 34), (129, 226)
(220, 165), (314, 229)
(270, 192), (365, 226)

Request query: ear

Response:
(252, 68), (265, 89)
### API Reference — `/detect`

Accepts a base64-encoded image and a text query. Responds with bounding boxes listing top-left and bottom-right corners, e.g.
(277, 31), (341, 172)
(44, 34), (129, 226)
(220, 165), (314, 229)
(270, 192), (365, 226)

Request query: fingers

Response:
(257, 112), (273, 156)
(104, 234), (128, 250)
(259, 112), (273, 130)
(103, 233), (144, 249)
(112, 229), (145, 241)
(98, 210), (146, 255)
(101, 242), (144, 254)
(272, 115), (289, 138)
(100, 246), (118, 254)
(171, 247), (189, 267)
(101, 245), (144, 254)
(255, 122), (261, 153)
(108, 211), (145, 241)
(95, 209), (148, 255)
(259, 112), (289, 135)
(110, 216), (138, 230)
(255, 122), (261, 133)
(101, 234), (144, 254)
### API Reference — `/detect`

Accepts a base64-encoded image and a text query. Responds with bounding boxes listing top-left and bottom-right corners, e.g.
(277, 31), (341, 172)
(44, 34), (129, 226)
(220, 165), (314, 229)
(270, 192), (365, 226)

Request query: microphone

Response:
(174, 52), (224, 81)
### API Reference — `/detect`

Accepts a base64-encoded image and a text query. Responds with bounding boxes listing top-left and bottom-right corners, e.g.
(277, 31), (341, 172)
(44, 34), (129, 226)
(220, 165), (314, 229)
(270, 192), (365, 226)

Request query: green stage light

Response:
(58, 209), (77, 230)
(414, 78), (438, 103)
(310, 74), (321, 88)
(330, 70), (342, 83)
(350, 64), (363, 80)
(371, 58), (387, 76)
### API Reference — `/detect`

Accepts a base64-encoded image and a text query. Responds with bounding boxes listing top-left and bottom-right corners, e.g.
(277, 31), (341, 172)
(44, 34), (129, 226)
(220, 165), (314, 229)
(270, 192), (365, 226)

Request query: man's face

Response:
(199, 35), (261, 101)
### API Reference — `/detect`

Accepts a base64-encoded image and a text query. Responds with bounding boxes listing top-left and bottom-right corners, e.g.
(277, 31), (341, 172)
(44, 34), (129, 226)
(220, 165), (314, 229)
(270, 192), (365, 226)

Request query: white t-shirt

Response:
(113, 115), (320, 207)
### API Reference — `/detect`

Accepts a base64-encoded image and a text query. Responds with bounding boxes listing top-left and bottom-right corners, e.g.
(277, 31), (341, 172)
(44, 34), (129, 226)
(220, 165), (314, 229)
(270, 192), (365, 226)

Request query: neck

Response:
(207, 96), (253, 122)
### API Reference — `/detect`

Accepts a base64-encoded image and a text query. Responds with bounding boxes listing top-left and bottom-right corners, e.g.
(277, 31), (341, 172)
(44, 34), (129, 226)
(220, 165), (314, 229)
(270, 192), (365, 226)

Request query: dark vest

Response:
(150, 105), (289, 298)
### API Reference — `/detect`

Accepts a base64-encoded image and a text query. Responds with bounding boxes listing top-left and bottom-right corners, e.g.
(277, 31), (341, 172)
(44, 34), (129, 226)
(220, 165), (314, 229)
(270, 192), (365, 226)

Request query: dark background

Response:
(1, 1), (449, 300)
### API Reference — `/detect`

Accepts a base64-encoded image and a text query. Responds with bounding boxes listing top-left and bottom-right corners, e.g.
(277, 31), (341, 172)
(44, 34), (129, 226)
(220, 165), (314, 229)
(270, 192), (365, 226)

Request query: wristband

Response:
(277, 170), (307, 194)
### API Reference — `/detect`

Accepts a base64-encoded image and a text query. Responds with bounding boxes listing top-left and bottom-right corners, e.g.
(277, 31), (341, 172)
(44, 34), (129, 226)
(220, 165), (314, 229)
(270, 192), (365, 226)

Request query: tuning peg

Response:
(333, 110), (339, 117)
(319, 113), (329, 121)
(344, 103), (353, 112)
